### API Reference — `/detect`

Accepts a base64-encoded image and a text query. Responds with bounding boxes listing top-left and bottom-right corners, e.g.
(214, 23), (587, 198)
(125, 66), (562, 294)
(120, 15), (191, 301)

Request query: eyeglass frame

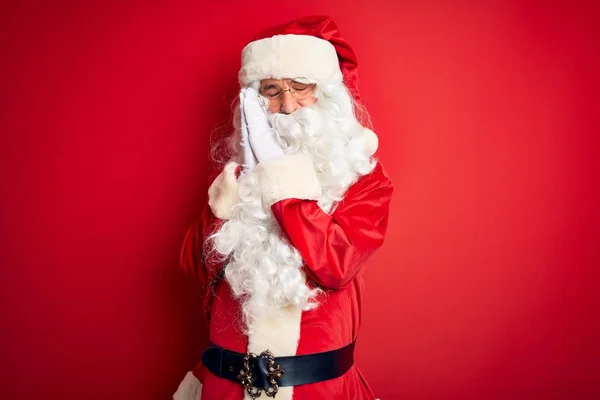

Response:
(258, 77), (317, 102)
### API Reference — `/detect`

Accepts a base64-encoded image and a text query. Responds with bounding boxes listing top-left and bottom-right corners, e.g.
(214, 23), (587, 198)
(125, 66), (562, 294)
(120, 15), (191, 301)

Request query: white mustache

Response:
(268, 106), (323, 141)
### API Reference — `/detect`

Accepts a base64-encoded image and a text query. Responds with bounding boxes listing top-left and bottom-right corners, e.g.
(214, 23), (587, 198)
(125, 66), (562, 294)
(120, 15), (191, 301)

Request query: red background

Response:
(1, 1), (599, 399)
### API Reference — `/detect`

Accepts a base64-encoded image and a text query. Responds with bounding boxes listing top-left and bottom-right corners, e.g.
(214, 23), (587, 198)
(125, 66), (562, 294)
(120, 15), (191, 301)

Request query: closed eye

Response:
(261, 85), (281, 97)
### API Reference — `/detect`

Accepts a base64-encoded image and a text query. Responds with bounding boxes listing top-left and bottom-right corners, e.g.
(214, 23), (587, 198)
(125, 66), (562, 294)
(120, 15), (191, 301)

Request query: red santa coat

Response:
(177, 154), (393, 400)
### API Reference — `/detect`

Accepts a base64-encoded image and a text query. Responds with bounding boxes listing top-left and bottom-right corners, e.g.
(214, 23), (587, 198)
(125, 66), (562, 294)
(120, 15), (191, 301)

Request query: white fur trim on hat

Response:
(208, 161), (240, 220)
(254, 153), (322, 207)
(239, 34), (343, 86)
(173, 371), (202, 400)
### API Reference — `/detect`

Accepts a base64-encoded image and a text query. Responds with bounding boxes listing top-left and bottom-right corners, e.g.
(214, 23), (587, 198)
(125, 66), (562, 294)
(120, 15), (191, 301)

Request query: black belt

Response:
(201, 341), (356, 398)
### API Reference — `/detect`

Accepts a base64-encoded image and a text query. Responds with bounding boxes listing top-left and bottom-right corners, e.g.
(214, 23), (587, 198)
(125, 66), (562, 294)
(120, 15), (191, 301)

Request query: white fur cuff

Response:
(173, 371), (202, 400)
(208, 162), (240, 220)
(255, 153), (321, 207)
(363, 128), (379, 156)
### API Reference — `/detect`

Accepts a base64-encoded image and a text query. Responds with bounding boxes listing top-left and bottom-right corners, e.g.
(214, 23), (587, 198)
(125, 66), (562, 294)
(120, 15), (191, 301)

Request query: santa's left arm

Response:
(257, 155), (393, 289)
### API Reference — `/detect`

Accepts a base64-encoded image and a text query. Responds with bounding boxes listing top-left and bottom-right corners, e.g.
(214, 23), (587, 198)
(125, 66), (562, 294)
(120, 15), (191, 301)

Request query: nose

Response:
(279, 91), (300, 114)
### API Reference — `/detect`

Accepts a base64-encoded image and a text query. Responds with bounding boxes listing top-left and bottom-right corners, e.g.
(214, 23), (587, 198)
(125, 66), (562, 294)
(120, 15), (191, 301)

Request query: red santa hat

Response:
(238, 16), (379, 155)
(238, 16), (362, 101)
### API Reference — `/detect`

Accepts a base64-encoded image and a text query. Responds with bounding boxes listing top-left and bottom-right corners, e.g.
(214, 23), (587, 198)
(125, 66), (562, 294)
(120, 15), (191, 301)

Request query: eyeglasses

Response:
(259, 77), (316, 102)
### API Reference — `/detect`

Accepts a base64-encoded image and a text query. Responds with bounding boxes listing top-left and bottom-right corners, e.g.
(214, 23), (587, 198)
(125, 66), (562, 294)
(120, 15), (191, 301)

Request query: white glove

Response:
(242, 87), (285, 163)
(239, 88), (258, 169)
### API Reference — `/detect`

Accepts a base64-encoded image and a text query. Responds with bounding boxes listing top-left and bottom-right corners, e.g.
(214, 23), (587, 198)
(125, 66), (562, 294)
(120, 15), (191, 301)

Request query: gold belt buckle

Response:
(237, 350), (285, 398)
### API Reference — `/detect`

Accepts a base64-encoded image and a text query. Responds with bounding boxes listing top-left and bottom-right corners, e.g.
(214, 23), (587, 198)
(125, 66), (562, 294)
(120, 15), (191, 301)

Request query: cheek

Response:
(301, 97), (318, 106)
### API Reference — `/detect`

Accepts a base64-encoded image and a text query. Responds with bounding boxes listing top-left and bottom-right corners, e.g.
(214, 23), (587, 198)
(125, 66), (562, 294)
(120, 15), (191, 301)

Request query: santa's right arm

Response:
(179, 160), (241, 287)
(174, 162), (241, 400)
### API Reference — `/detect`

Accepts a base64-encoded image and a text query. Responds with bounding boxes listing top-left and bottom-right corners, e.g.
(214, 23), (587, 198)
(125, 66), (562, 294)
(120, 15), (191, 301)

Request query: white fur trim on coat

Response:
(254, 153), (322, 207)
(246, 304), (303, 400)
(208, 161), (240, 220)
(173, 371), (202, 400)
(239, 34), (343, 87)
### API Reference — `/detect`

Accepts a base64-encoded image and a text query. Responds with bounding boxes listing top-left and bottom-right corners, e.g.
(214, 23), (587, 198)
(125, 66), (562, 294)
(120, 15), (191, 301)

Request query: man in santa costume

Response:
(174, 15), (393, 400)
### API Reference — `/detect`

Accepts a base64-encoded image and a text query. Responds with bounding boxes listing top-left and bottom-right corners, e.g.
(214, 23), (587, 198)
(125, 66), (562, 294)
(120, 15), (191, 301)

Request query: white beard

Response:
(211, 95), (375, 333)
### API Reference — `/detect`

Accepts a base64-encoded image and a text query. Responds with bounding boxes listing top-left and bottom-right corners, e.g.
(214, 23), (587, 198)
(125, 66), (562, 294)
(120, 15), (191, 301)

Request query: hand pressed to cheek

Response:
(242, 87), (285, 163)
(239, 88), (258, 169)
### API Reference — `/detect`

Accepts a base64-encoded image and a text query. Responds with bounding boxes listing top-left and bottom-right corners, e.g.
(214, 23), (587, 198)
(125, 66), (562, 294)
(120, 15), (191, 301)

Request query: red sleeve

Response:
(271, 162), (393, 289)
(178, 202), (215, 385)
(179, 199), (221, 286)
(179, 169), (228, 385)
(180, 161), (238, 285)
